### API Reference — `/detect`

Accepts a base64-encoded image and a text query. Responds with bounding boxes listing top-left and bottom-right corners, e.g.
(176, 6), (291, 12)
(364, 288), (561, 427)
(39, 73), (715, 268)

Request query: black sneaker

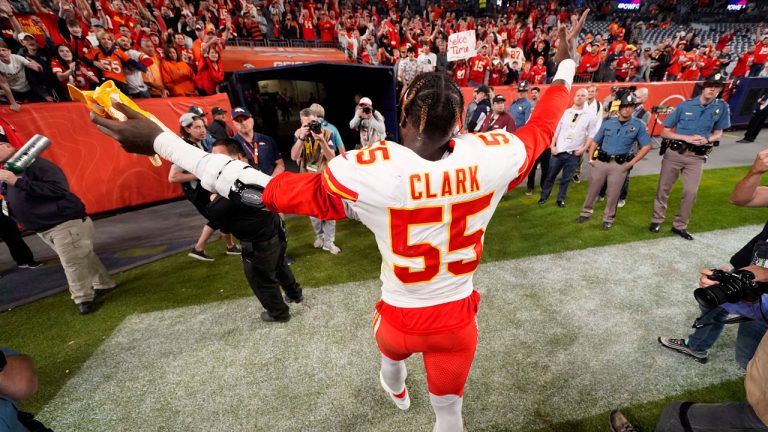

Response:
(188, 249), (214, 261)
(18, 261), (43, 269)
(226, 245), (242, 255)
(285, 295), (304, 304)
(76, 301), (100, 315)
(576, 216), (590, 223)
(658, 337), (709, 363)
(572, 175), (581, 183)
(602, 222), (613, 230)
(736, 139), (754, 143)
(538, 198), (547, 205)
(260, 311), (290, 323)
(649, 223), (661, 233)
(671, 228), (694, 241)
(556, 200), (566, 208)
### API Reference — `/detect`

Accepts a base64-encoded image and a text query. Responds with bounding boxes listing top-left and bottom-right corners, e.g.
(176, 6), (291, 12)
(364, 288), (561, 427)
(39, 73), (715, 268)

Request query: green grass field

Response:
(3, 165), (767, 431)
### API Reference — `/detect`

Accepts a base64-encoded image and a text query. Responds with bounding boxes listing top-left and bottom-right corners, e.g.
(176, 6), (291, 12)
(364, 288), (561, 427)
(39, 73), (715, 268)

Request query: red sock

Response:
(393, 388), (407, 399)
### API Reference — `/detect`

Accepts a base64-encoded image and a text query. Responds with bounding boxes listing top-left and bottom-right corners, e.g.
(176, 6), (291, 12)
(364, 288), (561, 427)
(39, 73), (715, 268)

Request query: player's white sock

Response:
(380, 356), (409, 410)
(429, 393), (463, 432)
(380, 356), (407, 393)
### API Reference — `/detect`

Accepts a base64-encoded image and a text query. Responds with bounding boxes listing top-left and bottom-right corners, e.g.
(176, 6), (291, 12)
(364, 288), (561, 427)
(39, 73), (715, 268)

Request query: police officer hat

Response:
(618, 93), (639, 107)
(703, 72), (727, 88)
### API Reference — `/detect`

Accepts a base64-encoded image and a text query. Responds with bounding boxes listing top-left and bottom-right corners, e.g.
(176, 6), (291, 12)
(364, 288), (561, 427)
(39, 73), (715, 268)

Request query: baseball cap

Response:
(359, 97), (373, 106)
(179, 113), (198, 127)
(188, 105), (205, 116)
(16, 32), (34, 42)
(492, 95), (506, 103)
(232, 107), (251, 119)
(517, 81), (529, 92)
(211, 107), (227, 115)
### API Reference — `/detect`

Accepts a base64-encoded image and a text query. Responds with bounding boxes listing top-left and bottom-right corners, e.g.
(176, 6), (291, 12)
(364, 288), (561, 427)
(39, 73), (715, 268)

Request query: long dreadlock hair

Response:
(400, 72), (464, 143)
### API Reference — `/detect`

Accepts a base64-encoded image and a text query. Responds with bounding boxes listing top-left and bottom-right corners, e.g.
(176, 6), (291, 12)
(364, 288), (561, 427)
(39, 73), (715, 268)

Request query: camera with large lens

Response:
(362, 106), (372, 114)
(693, 269), (766, 308)
(308, 120), (323, 134)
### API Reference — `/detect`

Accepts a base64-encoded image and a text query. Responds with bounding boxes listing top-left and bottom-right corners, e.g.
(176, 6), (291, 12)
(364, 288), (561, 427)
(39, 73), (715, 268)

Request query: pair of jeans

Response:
(655, 401), (768, 432)
(242, 236), (301, 321)
(686, 305), (768, 369)
(540, 152), (580, 203)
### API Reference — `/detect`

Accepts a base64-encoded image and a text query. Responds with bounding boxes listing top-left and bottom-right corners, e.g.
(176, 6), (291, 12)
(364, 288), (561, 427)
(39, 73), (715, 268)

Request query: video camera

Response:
(693, 269), (768, 309)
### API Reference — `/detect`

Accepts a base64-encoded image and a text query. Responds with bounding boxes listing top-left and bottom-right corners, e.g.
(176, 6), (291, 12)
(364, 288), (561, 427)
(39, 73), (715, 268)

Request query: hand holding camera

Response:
(694, 267), (768, 308)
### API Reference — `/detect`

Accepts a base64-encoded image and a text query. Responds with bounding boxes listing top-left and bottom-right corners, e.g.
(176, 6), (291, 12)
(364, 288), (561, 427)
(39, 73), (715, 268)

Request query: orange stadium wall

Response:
(461, 81), (697, 136)
(0, 94), (232, 215)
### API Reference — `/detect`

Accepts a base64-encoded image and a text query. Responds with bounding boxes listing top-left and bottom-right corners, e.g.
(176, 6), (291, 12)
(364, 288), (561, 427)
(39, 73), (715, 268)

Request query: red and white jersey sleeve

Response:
(322, 134), (527, 309)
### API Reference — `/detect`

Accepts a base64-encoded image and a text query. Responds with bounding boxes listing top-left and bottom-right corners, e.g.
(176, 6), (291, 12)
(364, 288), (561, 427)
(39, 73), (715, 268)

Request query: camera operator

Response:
(737, 92), (768, 144)
(650, 73), (730, 241)
(658, 148), (768, 367)
(293, 109), (341, 254)
(614, 289), (768, 431)
(0, 347), (51, 431)
(349, 97), (386, 149)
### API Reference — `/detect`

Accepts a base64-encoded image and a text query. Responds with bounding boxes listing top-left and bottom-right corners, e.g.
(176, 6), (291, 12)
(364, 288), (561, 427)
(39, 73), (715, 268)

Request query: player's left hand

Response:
(90, 102), (163, 156)
(0, 169), (17, 185)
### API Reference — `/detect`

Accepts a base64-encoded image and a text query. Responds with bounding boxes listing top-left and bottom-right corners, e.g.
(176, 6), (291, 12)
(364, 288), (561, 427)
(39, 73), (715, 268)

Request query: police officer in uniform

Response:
(650, 73), (731, 240)
(577, 93), (653, 230)
(207, 138), (303, 323)
(509, 81), (542, 195)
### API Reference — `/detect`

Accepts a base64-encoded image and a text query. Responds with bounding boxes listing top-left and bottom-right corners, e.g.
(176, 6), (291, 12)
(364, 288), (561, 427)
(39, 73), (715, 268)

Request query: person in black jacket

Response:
(207, 138), (303, 323)
(207, 107), (233, 141)
(738, 93), (768, 144)
(0, 141), (114, 314)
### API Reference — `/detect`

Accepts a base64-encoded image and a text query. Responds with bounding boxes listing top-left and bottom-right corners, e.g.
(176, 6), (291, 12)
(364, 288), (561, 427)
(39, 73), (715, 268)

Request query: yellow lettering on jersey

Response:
(455, 169), (467, 195)
(409, 166), (482, 201)
(441, 171), (453, 196)
(409, 174), (423, 200)
(424, 173), (438, 199)
(468, 165), (480, 192)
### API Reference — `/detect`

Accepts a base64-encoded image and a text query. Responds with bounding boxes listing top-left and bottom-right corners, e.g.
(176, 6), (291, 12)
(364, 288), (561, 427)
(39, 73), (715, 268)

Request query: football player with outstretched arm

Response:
(90, 10), (588, 431)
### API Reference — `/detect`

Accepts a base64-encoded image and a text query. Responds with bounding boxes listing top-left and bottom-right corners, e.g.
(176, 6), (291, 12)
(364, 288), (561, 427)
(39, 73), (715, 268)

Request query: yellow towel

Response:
(69, 81), (166, 167)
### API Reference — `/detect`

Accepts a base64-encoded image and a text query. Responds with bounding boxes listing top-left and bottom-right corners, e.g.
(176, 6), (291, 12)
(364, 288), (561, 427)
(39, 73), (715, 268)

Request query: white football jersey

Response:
(323, 131), (529, 308)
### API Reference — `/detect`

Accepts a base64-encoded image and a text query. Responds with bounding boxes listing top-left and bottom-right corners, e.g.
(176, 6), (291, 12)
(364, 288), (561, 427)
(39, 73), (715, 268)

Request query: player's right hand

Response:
(90, 102), (163, 156)
(554, 9), (589, 65)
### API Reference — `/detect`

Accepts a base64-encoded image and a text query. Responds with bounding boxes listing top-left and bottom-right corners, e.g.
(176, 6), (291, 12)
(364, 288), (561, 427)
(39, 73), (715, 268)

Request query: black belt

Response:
(595, 150), (635, 164)
(660, 139), (718, 156)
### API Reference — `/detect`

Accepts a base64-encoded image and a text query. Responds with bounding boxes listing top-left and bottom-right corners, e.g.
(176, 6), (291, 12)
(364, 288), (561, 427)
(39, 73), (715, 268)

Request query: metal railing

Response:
(227, 38), (342, 50)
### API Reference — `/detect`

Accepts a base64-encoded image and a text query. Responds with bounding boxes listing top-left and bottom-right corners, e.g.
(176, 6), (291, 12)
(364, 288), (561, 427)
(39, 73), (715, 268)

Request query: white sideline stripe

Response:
(38, 225), (761, 432)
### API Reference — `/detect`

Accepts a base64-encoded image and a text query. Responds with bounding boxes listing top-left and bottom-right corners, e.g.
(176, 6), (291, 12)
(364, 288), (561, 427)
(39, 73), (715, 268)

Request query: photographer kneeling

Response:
(658, 148), (768, 367)
(611, 291), (768, 431)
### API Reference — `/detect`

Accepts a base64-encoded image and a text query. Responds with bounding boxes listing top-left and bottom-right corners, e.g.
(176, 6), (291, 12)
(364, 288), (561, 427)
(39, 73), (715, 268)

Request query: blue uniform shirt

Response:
(0, 347), (28, 432)
(593, 117), (653, 155)
(508, 97), (532, 128)
(234, 133), (283, 176)
(663, 97), (731, 136)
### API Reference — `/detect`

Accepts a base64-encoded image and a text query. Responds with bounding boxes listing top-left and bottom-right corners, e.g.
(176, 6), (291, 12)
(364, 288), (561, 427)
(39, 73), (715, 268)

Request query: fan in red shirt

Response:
(172, 32), (195, 67)
(716, 32), (733, 51)
(679, 50), (703, 81)
(195, 45), (224, 96)
(699, 50), (721, 79)
(300, 10), (316, 40)
(51, 44), (98, 91)
(732, 46), (755, 78)
(577, 42), (600, 79)
(453, 59), (469, 86)
(753, 36), (768, 75)
(615, 46), (638, 81)
(665, 43), (687, 80)
(609, 32), (627, 54)
(468, 45), (491, 85)
(64, 18), (93, 60)
(318, 13), (335, 42)
(530, 56), (547, 84)
(487, 59), (506, 86)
